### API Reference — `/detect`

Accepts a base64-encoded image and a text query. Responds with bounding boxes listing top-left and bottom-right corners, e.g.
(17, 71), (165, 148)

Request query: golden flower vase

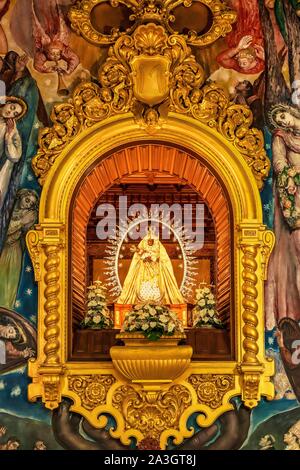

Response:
(110, 333), (193, 390)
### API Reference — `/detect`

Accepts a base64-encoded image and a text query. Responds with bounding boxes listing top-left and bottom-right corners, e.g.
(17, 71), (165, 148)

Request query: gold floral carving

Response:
(242, 372), (261, 408)
(69, 0), (236, 47)
(68, 375), (116, 410)
(112, 384), (192, 439)
(171, 82), (270, 189)
(188, 374), (234, 409)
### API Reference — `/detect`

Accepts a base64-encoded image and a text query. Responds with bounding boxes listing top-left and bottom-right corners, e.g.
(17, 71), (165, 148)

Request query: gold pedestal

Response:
(110, 333), (192, 391)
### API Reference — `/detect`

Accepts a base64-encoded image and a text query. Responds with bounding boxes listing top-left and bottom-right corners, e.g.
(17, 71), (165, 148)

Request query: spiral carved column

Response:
(240, 243), (263, 409)
(39, 243), (63, 410)
(241, 245), (259, 364)
(44, 245), (61, 365)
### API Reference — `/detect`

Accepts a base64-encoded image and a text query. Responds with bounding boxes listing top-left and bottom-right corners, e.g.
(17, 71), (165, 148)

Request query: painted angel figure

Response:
(31, 0), (79, 95)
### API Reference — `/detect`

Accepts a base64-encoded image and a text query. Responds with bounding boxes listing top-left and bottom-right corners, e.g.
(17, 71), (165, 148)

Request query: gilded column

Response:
(241, 245), (259, 364)
(43, 245), (61, 365)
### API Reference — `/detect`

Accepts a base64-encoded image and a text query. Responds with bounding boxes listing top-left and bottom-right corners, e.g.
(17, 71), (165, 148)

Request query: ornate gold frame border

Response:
(27, 113), (275, 449)
(69, 0), (237, 47)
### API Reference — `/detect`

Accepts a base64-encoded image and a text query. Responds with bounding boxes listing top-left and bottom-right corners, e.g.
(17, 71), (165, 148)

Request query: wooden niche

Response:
(71, 143), (233, 361)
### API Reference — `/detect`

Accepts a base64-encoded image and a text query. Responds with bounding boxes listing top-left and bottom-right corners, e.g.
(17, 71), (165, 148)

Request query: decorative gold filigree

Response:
(68, 375), (116, 410)
(171, 82), (270, 189)
(32, 104), (80, 185)
(26, 230), (42, 282)
(188, 374), (234, 409)
(42, 375), (61, 409)
(69, 0), (236, 47)
(112, 384), (192, 439)
(243, 372), (260, 408)
(32, 18), (269, 189)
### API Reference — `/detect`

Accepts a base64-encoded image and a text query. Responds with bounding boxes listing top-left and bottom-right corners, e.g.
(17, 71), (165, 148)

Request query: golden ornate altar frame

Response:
(27, 111), (275, 448)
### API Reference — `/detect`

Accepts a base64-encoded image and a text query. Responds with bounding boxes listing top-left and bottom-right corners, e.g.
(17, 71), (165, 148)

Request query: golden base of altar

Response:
(110, 332), (192, 388)
(113, 304), (188, 328)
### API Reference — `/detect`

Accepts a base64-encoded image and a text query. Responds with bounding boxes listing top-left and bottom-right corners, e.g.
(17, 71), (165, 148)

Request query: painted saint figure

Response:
(118, 230), (184, 305)
(266, 104), (300, 329)
(0, 189), (38, 309)
(0, 98), (27, 210)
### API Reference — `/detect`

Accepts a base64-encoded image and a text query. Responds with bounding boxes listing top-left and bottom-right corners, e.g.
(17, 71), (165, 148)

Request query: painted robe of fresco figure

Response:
(0, 52), (46, 252)
(0, 0), (9, 54)
(265, 105), (300, 330)
(0, 189), (38, 309)
(0, 100), (24, 210)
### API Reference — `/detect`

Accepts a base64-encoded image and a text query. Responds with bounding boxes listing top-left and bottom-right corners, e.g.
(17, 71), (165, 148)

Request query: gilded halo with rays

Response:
(103, 213), (198, 301)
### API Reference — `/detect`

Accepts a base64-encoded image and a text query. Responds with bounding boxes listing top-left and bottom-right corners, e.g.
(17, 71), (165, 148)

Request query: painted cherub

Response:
(32, 0), (79, 77)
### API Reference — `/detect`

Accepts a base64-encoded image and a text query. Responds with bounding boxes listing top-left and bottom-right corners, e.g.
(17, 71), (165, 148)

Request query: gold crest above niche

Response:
(69, 0), (237, 47)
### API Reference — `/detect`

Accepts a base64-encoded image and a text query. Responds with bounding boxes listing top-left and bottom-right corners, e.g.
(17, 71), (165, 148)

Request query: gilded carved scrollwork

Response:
(32, 24), (270, 189)
(68, 375), (116, 410)
(112, 384), (192, 440)
(188, 374), (235, 409)
(26, 230), (42, 282)
(69, 0), (236, 47)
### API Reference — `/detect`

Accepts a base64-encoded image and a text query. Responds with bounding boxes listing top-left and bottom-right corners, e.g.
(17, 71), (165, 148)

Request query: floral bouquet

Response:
(192, 285), (224, 329)
(277, 165), (300, 229)
(81, 280), (113, 329)
(122, 303), (184, 341)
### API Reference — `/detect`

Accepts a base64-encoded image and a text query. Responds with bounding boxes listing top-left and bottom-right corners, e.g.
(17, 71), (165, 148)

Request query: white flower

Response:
(168, 323), (175, 333)
(93, 315), (101, 324)
(150, 322), (157, 328)
(149, 308), (157, 316)
(142, 323), (149, 330)
(207, 299), (215, 305)
(159, 314), (169, 323)
(208, 309), (215, 317)
(208, 293), (214, 300)
(204, 288), (210, 294)
(88, 300), (97, 307)
(198, 299), (206, 307)
(200, 308), (207, 315)
(129, 325), (135, 331)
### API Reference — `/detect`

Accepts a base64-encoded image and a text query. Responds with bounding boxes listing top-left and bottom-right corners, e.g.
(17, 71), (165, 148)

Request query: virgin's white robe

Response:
(0, 119), (22, 210)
